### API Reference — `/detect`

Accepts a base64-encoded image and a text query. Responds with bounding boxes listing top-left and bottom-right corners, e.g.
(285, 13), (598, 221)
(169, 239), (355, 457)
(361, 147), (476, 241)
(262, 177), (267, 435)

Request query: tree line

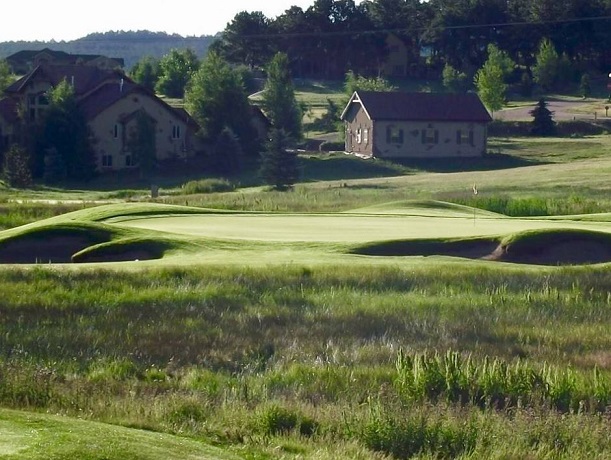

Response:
(210, 0), (610, 80)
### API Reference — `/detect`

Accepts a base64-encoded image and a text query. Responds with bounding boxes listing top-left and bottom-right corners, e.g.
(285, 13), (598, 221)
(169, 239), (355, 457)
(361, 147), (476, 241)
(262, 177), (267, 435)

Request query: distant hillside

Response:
(0, 30), (216, 70)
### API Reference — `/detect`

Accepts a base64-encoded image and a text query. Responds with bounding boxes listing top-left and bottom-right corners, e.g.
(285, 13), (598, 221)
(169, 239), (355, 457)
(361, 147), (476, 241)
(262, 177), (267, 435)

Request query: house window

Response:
(356, 128), (362, 144)
(102, 155), (113, 167)
(172, 125), (181, 139)
(125, 155), (134, 167)
(113, 124), (120, 139)
(363, 128), (369, 144)
(386, 126), (404, 144)
(421, 127), (439, 144)
(456, 129), (474, 146)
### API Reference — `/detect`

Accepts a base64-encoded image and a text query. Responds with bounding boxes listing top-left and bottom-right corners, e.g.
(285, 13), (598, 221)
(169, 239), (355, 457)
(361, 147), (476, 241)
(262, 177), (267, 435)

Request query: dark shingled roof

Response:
(344, 91), (492, 123)
(5, 64), (124, 97)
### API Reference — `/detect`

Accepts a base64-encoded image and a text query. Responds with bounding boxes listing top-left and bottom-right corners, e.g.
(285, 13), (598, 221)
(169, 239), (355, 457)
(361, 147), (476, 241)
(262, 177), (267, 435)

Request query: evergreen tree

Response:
(261, 52), (302, 141)
(211, 126), (243, 174)
(259, 128), (298, 190)
(3, 144), (32, 188)
(530, 98), (556, 136)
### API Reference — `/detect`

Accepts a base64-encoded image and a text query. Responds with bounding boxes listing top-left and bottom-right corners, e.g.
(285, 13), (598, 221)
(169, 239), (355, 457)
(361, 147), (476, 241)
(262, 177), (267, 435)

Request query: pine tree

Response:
(530, 98), (556, 136)
(211, 126), (243, 174)
(259, 128), (298, 190)
(261, 52), (302, 141)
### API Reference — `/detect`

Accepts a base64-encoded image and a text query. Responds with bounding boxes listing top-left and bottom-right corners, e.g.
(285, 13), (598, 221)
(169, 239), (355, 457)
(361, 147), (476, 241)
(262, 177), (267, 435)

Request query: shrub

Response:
(180, 178), (236, 195)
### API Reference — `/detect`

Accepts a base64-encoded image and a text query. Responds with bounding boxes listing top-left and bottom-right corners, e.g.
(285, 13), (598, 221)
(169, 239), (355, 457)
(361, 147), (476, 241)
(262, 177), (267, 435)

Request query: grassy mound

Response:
(0, 408), (238, 460)
(350, 199), (502, 217)
(72, 237), (184, 263)
(492, 228), (611, 266)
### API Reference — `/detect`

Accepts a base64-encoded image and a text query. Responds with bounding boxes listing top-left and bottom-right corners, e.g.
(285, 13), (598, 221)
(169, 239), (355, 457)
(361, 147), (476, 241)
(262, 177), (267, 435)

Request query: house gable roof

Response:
(79, 79), (200, 130)
(341, 91), (492, 123)
(5, 64), (125, 97)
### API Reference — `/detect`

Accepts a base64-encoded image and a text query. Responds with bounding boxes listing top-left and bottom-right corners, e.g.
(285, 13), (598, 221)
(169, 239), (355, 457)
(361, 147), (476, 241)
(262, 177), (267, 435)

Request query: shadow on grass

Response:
(391, 153), (544, 173)
(299, 154), (411, 181)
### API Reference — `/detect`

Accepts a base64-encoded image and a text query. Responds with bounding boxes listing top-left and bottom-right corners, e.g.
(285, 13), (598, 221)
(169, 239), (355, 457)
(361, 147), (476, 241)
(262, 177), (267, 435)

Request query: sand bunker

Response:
(352, 232), (611, 266)
(0, 236), (163, 264)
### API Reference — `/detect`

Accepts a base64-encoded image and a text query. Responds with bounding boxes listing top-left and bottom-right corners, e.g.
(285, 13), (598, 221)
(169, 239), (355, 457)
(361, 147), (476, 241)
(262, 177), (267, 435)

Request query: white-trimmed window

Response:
(356, 128), (362, 144)
(113, 124), (120, 139)
(102, 155), (113, 167)
(386, 126), (404, 144)
(363, 128), (369, 144)
(421, 126), (439, 144)
(456, 129), (474, 146)
(172, 125), (181, 139)
(125, 155), (134, 167)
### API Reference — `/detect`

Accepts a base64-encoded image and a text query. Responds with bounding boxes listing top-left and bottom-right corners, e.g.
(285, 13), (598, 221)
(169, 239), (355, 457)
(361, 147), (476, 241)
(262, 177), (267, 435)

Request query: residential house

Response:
(0, 64), (201, 171)
(5, 48), (124, 75)
(340, 91), (492, 158)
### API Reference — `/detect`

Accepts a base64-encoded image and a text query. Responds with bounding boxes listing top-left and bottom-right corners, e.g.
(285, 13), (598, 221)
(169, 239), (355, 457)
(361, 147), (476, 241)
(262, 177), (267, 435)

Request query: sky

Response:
(0, 0), (328, 42)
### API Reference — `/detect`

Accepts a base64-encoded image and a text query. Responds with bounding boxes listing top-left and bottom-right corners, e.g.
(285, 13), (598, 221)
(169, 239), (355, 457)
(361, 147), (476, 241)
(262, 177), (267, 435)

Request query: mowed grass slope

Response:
(0, 408), (238, 460)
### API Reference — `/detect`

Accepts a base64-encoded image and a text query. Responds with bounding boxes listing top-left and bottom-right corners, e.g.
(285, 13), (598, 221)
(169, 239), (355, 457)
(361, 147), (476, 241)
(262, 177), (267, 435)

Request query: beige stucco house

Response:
(341, 91), (492, 159)
(0, 64), (201, 172)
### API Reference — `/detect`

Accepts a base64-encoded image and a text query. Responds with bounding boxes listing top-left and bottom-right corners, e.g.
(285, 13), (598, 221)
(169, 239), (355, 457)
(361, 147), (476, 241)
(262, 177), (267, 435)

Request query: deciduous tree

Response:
(184, 51), (259, 157)
(39, 79), (95, 181)
(532, 38), (559, 92)
(130, 56), (160, 92)
(156, 48), (200, 98)
(0, 59), (13, 94)
(474, 44), (514, 116)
